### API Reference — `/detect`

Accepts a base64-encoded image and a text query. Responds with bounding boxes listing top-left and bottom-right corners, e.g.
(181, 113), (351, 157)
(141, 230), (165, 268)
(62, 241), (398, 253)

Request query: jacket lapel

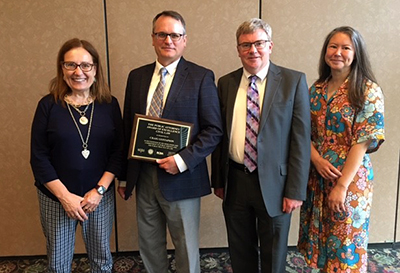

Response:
(162, 58), (188, 118)
(226, 69), (243, 136)
(140, 63), (156, 114)
(259, 62), (281, 132)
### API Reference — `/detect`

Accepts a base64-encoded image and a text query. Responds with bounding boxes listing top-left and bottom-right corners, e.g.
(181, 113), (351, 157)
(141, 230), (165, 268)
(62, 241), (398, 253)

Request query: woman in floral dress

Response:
(298, 26), (385, 273)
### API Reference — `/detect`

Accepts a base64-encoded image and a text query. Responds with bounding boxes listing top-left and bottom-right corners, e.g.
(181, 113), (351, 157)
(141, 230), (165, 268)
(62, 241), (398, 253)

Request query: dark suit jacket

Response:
(122, 57), (223, 201)
(211, 62), (311, 217)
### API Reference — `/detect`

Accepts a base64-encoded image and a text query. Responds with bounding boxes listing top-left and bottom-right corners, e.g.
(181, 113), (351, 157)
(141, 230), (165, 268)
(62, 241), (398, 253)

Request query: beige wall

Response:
(0, 0), (399, 256)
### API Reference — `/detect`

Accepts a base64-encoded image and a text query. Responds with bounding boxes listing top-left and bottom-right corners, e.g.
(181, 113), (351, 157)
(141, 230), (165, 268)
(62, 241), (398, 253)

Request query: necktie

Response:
(149, 67), (168, 117)
(244, 75), (259, 172)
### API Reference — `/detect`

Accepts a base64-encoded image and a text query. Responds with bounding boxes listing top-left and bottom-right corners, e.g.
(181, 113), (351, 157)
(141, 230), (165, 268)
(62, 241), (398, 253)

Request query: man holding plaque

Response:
(119, 10), (223, 273)
(211, 18), (310, 273)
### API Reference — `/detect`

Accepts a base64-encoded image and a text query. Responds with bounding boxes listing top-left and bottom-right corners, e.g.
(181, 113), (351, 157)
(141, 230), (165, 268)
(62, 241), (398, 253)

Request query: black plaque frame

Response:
(128, 114), (193, 162)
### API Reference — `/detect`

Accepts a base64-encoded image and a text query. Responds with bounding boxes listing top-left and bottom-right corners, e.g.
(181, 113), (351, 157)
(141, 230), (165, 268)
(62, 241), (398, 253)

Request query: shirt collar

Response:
(155, 58), (180, 75)
(243, 61), (270, 81)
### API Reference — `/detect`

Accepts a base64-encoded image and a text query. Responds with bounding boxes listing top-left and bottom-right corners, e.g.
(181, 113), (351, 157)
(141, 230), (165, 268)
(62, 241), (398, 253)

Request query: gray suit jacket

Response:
(211, 62), (311, 217)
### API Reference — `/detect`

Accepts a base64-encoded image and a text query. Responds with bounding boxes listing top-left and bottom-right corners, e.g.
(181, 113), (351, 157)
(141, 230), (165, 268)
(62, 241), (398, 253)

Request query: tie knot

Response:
(160, 67), (168, 78)
(249, 75), (258, 84)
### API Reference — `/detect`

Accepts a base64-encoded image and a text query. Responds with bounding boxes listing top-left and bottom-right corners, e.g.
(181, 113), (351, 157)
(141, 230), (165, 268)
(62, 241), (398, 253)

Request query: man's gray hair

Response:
(236, 18), (272, 44)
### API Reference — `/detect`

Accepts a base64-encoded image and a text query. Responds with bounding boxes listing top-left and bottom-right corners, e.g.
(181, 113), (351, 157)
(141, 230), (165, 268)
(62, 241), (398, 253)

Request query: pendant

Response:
(82, 149), (90, 159)
(79, 116), (88, 125)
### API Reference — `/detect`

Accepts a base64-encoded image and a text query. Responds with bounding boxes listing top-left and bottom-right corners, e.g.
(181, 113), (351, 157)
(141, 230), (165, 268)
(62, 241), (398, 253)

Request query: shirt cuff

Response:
(173, 154), (188, 173)
(118, 180), (127, 187)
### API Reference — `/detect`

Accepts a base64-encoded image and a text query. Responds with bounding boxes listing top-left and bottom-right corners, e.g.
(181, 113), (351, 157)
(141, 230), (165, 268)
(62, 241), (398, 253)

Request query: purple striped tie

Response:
(149, 67), (168, 117)
(244, 75), (259, 172)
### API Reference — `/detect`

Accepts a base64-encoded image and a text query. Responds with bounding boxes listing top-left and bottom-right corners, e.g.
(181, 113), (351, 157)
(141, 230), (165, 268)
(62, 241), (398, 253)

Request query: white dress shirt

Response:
(146, 59), (188, 173)
(229, 63), (269, 164)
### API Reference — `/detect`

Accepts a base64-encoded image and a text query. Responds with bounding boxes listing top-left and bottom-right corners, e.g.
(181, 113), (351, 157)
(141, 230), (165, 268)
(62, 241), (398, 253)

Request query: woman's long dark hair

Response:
(317, 26), (377, 111)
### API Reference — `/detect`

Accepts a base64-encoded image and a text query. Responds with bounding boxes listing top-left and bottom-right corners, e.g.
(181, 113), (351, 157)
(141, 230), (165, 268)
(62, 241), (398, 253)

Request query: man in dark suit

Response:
(211, 18), (310, 273)
(118, 10), (223, 273)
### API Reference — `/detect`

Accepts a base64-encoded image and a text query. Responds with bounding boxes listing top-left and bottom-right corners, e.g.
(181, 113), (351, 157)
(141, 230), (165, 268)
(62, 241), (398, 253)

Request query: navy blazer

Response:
(122, 57), (223, 201)
(211, 62), (311, 217)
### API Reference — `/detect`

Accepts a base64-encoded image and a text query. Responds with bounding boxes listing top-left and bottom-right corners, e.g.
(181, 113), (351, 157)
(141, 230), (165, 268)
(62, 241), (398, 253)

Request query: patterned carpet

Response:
(1, 248), (399, 272)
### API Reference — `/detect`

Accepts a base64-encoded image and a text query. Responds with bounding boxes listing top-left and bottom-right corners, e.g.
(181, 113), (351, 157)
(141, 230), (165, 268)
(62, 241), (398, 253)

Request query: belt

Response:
(229, 159), (256, 174)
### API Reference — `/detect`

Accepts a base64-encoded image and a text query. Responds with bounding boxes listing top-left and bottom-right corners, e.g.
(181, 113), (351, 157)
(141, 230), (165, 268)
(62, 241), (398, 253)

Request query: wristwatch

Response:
(95, 185), (107, 195)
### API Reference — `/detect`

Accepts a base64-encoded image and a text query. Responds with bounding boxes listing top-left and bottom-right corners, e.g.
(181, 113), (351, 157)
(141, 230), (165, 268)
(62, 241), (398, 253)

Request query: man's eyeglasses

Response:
(238, 40), (270, 51)
(61, 62), (96, 72)
(153, 32), (185, 42)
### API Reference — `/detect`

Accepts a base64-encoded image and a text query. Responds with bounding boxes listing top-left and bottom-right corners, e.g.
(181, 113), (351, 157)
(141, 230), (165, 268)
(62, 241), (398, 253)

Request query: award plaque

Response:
(128, 114), (193, 162)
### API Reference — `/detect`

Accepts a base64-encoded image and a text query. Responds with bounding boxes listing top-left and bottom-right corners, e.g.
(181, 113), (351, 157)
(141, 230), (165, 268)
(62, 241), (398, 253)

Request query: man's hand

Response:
(214, 188), (224, 199)
(157, 156), (179, 175)
(117, 186), (127, 199)
(282, 197), (303, 214)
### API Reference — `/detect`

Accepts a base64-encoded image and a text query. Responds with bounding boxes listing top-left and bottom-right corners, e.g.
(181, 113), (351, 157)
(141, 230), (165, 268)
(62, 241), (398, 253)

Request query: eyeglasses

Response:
(238, 40), (270, 51)
(153, 32), (184, 42)
(61, 62), (96, 72)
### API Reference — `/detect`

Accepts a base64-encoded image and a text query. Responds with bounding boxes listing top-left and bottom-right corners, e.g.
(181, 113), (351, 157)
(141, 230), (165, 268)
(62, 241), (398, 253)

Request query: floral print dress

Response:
(298, 79), (385, 273)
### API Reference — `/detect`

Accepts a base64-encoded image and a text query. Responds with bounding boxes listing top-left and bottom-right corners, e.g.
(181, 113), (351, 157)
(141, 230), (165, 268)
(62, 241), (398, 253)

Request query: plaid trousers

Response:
(38, 188), (114, 273)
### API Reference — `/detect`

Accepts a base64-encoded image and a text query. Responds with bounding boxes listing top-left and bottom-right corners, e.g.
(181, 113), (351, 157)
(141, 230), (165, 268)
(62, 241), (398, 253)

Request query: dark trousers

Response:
(223, 164), (291, 273)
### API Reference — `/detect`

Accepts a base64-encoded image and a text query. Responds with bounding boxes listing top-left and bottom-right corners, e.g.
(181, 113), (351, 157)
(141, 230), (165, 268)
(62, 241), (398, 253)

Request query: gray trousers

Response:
(136, 163), (201, 273)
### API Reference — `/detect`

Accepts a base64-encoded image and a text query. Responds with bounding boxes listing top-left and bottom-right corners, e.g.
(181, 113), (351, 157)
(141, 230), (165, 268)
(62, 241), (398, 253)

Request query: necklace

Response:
(64, 94), (93, 106)
(71, 104), (90, 125)
(66, 101), (95, 159)
(64, 95), (93, 125)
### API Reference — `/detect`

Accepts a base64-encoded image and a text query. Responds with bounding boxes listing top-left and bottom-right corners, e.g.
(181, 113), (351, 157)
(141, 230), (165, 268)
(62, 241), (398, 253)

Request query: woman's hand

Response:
(311, 144), (342, 180)
(328, 184), (347, 213)
(58, 192), (88, 221)
(44, 180), (88, 221)
(81, 189), (103, 214)
(322, 141), (371, 213)
(80, 171), (115, 212)
(313, 156), (342, 180)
